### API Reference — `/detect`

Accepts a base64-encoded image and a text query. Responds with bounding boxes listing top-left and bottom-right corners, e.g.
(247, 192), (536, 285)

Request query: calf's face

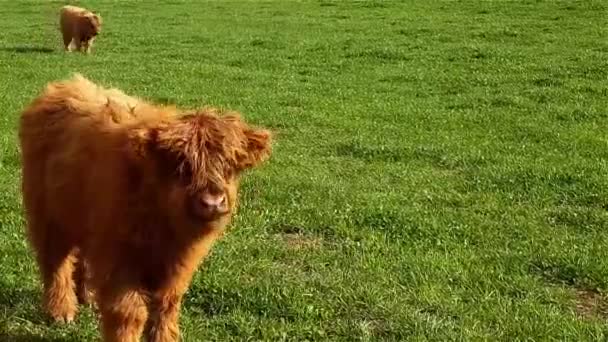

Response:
(79, 13), (102, 40)
(130, 112), (271, 232)
(165, 163), (240, 225)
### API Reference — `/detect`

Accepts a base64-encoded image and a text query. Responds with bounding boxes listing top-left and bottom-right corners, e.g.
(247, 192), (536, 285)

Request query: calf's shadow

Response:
(0, 46), (54, 53)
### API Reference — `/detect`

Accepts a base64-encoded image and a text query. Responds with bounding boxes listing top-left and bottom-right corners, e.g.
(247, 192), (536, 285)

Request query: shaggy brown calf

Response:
(19, 75), (272, 341)
(60, 5), (102, 53)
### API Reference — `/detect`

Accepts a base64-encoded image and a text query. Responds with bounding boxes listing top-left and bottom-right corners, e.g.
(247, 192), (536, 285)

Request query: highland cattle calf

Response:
(19, 74), (272, 341)
(60, 5), (102, 53)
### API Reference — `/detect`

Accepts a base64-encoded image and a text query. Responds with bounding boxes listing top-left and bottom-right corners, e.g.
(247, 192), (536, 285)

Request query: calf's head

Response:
(128, 111), (271, 231)
(80, 13), (102, 39)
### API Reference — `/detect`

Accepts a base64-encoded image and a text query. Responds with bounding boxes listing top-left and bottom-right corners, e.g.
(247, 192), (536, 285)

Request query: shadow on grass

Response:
(0, 286), (81, 342)
(0, 333), (67, 342)
(0, 46), (54, 53)
(0, 286), (47, 325)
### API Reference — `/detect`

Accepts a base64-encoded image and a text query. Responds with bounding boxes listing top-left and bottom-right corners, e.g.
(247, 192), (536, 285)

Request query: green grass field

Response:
(1, 0), (607, 340)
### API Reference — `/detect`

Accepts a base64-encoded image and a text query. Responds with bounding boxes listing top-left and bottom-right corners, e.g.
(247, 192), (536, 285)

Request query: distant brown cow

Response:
(19, 74), (272, 341)
(60, 5), (102, 53)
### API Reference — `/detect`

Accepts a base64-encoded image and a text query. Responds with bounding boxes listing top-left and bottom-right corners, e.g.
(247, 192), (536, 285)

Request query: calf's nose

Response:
(189, 191), (229, 220)
(201, 193), (227, 211)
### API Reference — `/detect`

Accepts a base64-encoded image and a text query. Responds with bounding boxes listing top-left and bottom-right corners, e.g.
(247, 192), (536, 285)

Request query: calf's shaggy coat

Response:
(59, 5), (102, 53)
(19, 75), (272, 341)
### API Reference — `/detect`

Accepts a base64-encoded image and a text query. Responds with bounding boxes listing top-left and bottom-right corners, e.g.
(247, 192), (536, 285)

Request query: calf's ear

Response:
(237, 127), (272, 170)
(127, 123), (189, 157)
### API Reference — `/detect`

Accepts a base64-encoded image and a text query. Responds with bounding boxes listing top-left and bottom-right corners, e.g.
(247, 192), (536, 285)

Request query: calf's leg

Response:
(145, 292), (183, 342)
(99, 287), (149, 342)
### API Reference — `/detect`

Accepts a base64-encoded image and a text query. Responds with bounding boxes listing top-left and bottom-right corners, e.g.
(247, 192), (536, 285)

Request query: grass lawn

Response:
(1, 0), (607, 340)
